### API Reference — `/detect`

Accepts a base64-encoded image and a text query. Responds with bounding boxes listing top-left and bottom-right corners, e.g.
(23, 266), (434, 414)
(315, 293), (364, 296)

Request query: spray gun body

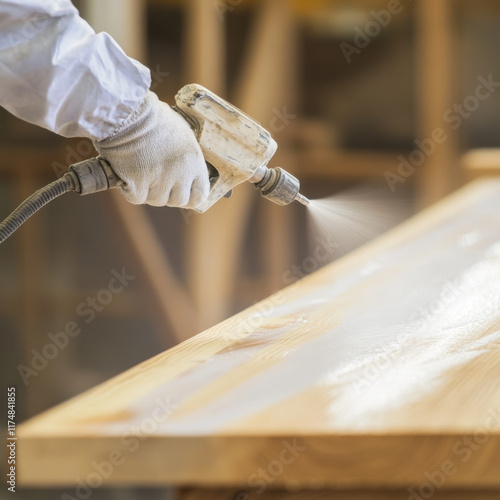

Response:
(71, 84), (309, 210)
(173, 84), (309, 210)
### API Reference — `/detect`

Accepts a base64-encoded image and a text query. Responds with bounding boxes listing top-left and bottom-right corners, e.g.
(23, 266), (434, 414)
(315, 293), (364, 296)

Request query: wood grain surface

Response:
(17, 179), (500, 489)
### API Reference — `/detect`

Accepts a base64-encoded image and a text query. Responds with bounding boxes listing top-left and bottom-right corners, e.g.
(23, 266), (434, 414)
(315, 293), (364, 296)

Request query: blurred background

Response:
(3, 0), (500, 498)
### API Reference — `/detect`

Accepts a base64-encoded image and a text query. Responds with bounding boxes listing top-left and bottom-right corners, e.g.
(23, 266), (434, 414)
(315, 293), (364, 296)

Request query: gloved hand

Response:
(94, 91), (210, 208)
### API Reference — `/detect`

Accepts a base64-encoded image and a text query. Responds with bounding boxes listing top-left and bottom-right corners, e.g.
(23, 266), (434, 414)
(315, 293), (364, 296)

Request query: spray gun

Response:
(0, 84), (309, 243)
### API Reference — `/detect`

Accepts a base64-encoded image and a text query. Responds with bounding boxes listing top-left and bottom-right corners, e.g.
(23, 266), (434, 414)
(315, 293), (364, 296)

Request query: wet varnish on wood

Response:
(18, 179), (500, 490)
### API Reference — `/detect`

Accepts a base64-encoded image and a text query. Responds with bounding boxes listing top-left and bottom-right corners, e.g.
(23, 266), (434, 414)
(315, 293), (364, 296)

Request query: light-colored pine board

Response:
(18, 179), (500, 488)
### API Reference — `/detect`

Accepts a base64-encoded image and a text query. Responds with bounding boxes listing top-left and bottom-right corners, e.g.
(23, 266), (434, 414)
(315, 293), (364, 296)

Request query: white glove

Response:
(94, 91), (210, 208)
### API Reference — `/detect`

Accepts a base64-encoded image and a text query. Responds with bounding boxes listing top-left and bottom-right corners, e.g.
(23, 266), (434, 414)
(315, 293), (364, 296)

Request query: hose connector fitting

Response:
(252, 166), (309, 206)
(69, 157), (123, 196)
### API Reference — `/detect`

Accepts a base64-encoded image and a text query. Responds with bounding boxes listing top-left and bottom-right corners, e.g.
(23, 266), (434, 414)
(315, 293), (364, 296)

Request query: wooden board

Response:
(17, 179), (500, 489)
(463, 148), (500, 181)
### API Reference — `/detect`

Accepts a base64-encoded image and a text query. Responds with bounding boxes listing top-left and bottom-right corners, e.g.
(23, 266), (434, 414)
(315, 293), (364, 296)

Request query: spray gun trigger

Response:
(207, 162), (219, 186)
(207, 161), (232, 197)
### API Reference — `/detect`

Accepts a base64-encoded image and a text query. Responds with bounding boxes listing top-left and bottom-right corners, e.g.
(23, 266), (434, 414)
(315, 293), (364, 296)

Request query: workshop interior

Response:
(2, 0), (500, 499)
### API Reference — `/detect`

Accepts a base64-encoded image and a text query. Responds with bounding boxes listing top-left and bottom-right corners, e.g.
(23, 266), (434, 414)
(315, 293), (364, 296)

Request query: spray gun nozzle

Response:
(295, 193), (310, 206)
(251, 166), (309, 207)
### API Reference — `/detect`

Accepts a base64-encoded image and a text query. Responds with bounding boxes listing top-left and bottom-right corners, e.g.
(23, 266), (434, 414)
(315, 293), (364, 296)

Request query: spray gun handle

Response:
(68, 155), (234, 200)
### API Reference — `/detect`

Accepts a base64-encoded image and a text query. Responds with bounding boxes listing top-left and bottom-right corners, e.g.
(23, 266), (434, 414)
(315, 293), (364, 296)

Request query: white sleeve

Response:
(0, 0), (152, 140)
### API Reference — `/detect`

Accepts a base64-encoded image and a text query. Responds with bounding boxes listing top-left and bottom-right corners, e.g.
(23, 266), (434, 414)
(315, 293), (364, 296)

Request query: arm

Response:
(0, 0), (150, 140)
(0, 0), (209, 207)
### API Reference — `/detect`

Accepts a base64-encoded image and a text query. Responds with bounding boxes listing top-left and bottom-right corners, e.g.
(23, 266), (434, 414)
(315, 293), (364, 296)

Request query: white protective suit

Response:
(0, 0), (150, 140)
(0, 0), (209, 207)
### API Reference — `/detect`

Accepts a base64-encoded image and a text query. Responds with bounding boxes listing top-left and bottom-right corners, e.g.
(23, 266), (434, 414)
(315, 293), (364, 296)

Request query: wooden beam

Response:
(184, 0), (231, 329)
(415, 0), (457, 207)
(83, 0), (197, 342)
(211, 0), (299, 298)
(109, 193), (196, 342)
(83, 0), (147, 62)
(0, 147), (79, 175)
(184, 0), (225, 92)
(232, 0), (298, 294)
(184, 0), (298, 325)
(295, 149), (410, 179)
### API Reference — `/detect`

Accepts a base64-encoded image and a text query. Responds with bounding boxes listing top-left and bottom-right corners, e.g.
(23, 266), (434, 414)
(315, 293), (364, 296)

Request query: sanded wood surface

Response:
(18, 179), (500, 488)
